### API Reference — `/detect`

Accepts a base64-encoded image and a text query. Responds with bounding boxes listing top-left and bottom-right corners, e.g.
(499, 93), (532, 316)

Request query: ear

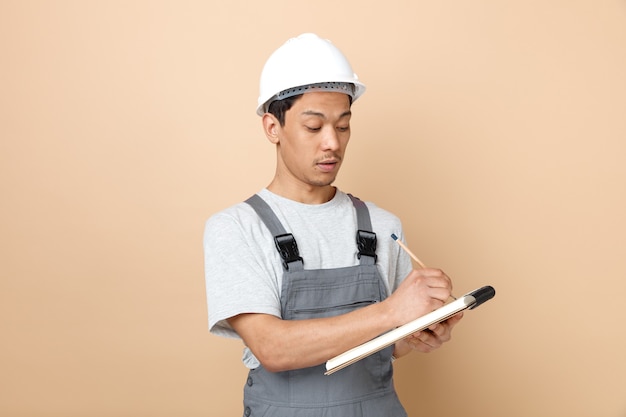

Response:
(262, 113), (280, 144)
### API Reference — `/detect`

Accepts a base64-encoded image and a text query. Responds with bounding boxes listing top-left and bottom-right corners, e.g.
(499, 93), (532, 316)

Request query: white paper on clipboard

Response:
(324, 285), (495, 375)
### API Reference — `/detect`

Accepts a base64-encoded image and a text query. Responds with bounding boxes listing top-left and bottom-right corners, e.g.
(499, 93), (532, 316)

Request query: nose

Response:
(321, 126), (340, 151)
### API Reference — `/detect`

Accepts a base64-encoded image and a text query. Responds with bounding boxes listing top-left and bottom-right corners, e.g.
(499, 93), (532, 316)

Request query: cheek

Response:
(279, 141), (313, 167)
(339, 136), (350, 151)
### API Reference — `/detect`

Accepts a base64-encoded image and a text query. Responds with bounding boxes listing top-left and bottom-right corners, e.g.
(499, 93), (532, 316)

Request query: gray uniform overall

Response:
(243, 194), (407, 417)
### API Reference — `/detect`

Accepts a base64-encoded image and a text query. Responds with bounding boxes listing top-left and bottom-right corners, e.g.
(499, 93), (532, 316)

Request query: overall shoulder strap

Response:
(347, 194), (377, 265)
(245, 194), (303, 271)
(245, 194), (287, 236)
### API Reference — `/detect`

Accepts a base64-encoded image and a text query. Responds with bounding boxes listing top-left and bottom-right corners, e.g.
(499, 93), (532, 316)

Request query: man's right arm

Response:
(228, 268), (453, 372)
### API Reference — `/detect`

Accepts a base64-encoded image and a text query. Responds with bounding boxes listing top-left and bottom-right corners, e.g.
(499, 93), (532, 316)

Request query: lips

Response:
(317, 160), (338, 173)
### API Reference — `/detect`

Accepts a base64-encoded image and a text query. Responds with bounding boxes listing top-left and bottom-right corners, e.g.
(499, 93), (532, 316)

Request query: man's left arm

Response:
(392, 311), (464, 359)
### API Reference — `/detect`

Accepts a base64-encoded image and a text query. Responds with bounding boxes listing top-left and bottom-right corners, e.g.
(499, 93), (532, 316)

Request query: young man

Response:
(204, 33), (462, 416)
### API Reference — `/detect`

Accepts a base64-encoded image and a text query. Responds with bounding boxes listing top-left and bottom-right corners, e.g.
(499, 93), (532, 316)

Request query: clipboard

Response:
(324, 285), (496, 375)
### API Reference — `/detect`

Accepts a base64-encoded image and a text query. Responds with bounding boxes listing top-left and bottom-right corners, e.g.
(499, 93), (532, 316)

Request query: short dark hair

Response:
(267, 94), (353, 127)
(267, 95), (302, 126)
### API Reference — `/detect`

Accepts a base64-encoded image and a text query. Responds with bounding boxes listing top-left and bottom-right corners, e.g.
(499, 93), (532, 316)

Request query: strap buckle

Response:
(274, 233), (303, 270)
(356, 230), (377, 262)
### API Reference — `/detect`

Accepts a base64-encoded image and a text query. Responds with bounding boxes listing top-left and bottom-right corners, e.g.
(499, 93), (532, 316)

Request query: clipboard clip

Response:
(468, 285), (496, 310)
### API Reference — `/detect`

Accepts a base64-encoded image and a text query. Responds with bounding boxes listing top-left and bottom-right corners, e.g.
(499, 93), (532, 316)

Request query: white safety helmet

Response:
(256, 33), (366, 116)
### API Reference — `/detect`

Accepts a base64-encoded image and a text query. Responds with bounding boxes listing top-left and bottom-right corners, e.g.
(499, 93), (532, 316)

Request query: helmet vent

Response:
(274, 81), (355, 103)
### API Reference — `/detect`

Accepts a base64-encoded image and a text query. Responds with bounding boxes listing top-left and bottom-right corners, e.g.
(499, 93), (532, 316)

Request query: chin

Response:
(308, 180), (335, 188)
(316, 175), (338, 186)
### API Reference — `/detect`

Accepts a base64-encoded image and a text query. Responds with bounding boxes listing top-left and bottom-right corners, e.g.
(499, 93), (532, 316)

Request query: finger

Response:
(446, 311), (464, 326)
(427, 323), (441, 334)
(411, 331), (442, 352)
(408, 326), (447, 352)
(418, 272), (452, 290)
(416, 267), (447, 276)
(428, 287), (453, 303)
(433, 312), (463, 333)
(431, 323), (452, 343)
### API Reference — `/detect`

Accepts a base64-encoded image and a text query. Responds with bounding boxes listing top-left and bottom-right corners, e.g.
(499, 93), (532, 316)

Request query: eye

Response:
(337, 125), (350, 132)
(305, 125), (321, 132)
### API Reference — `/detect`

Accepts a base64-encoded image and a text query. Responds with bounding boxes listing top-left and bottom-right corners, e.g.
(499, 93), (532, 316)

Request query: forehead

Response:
(290, 91), (352, 118)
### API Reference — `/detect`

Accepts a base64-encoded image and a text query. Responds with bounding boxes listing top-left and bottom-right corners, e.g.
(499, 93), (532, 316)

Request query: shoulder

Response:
(364, 200), (400, 221)
(203, 196), (266, 235)
(205, 199), (256, 227)
(341, 191), (404, 240)
(203, 195), (277, 258)
(348, 193), (403, 231)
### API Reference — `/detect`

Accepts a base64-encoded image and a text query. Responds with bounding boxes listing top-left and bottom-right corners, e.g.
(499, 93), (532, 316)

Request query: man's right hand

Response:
(384, 268), (454, 327)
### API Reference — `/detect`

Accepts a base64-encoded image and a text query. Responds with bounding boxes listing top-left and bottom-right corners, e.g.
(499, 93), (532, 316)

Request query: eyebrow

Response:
(301, 110), (352, 119)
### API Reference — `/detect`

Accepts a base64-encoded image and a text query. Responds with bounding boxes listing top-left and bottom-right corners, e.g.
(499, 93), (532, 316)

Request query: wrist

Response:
(379, 297), (402, 330)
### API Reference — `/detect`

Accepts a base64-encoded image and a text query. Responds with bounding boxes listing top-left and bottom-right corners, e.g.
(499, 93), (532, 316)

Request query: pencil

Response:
(391, 233), (457, 300)
(390, 233), (426, 268)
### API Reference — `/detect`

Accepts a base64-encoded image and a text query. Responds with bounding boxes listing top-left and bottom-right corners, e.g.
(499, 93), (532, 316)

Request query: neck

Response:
(267, 181), (337, 204)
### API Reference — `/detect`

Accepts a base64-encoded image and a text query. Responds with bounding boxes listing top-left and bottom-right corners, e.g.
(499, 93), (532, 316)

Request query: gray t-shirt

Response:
(203, 188), (412, 368)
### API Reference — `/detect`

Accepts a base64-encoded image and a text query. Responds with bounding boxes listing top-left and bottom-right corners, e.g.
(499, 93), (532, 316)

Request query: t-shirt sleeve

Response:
(365, 201), (413, 293)
(203, 209), (282, 339)
(392, 231), (414, 291)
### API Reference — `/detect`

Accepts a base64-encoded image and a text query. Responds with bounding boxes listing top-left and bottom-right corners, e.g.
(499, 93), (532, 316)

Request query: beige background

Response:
(2, 1), (625, 416)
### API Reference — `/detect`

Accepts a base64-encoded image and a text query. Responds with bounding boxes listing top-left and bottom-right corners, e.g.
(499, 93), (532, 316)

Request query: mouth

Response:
(316, 159), (339, 173)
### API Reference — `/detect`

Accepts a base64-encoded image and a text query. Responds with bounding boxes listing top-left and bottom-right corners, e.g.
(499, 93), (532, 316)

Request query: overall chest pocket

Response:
(282, 267), (385, 320)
